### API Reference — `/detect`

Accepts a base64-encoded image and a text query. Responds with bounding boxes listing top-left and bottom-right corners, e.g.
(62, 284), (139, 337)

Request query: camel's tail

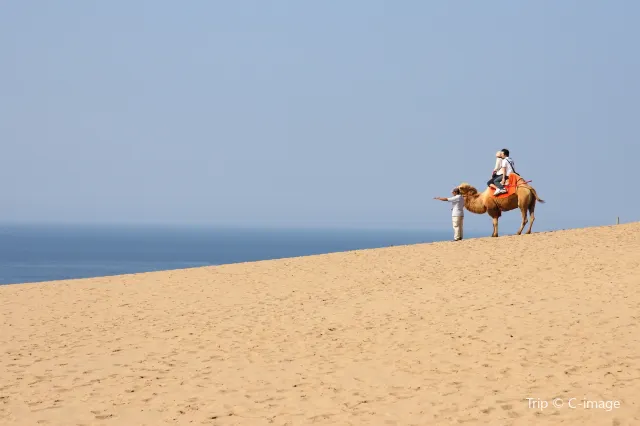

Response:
(530, 187), (545, 203)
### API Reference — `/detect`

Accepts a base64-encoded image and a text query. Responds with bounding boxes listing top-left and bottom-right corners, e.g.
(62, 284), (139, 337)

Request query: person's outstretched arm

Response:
(434, 197), (450, 201)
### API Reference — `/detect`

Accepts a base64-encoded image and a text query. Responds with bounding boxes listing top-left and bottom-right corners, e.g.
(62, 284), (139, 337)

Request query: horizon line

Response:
(0, 220), (495, 233)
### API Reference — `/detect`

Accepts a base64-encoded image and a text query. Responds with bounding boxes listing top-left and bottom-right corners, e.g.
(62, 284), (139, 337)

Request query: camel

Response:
(457, 173), (545, 237)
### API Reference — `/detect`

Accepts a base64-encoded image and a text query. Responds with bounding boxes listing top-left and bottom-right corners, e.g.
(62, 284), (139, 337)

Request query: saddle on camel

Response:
(492, 173), (530, 199)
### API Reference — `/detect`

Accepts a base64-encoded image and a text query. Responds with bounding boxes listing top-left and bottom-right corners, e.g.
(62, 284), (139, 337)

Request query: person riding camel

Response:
(487, 149), (516, 195)
(490, 150), (502, 180)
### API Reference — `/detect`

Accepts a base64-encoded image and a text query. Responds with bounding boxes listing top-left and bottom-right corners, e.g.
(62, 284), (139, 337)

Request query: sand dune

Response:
(1, 223), (640, 425)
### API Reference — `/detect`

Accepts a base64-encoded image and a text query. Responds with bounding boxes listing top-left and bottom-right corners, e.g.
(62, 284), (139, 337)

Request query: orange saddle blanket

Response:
(492, 173), (524, 198)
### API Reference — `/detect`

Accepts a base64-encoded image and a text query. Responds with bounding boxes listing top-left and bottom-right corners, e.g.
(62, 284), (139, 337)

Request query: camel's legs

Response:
(516, 206), (528, 235)
(526, 199), (537, 234)
(492, 216), (499, 237)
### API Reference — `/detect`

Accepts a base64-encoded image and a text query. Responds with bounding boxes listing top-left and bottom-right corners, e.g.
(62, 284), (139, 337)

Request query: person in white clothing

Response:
(490, 149), (516, 195)
(491, 150), (502, 178)
(488, 150), (505, 191)
(434, 187), (465, 241)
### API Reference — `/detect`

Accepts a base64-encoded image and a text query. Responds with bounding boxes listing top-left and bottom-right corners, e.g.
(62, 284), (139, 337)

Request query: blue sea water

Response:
(0, 224), (475, 285)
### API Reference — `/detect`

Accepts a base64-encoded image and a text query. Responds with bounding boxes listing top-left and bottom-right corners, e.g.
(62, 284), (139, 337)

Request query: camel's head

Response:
(457, 182), (479, 197)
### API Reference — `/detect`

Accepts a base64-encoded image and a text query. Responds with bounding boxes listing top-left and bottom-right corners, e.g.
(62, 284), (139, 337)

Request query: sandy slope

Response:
(1, 223), (639, 426)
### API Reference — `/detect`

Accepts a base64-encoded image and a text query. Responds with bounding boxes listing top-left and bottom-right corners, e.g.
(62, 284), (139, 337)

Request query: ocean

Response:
(0, 224), (473, 285)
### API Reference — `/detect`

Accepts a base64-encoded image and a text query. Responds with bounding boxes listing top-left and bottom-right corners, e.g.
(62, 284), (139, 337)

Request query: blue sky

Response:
(1, 1), (638, 233)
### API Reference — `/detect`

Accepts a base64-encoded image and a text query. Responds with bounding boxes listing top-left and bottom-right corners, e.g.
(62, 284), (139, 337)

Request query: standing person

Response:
(434, 187), (465, 241)
(492, 149), (515, 195)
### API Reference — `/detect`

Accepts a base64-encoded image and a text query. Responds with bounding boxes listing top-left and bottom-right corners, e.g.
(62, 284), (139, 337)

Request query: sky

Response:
(1, 1), (638, 233)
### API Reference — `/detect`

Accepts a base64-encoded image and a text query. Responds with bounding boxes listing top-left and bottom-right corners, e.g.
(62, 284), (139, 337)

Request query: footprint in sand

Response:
(94, 413), (113, 420)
